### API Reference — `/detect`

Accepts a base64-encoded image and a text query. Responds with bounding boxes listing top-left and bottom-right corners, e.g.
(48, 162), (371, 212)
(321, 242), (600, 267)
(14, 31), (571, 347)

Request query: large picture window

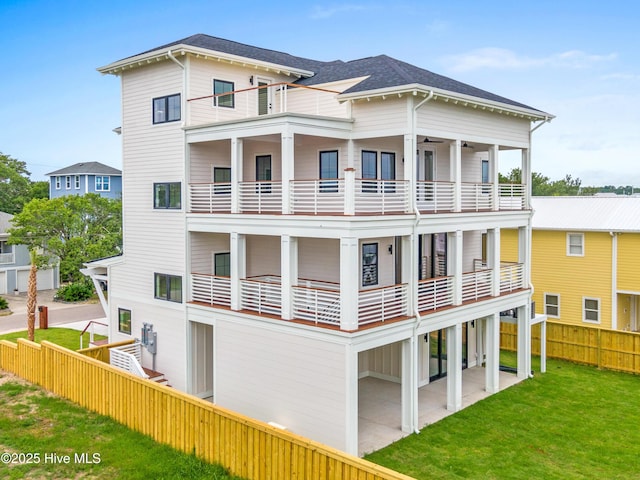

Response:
(153, 94), (181, 124)
(154, 182), (181, 209)
(154, 273), (182, 303)
(118, 308), (131, 334)
(213, 79), (235, 108)
(362, 243), (378, 287)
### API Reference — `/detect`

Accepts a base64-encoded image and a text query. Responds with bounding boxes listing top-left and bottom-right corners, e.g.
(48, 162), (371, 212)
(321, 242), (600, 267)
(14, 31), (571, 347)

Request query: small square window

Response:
(583, 297), (600, 323)
(567, 233), (584, 256)
(154, 182), (181, 209)
(118, 308), (131, 334)
(213, 80), (235, 108)
(153, 94), (181, 124)
(544, 293), (560, 317)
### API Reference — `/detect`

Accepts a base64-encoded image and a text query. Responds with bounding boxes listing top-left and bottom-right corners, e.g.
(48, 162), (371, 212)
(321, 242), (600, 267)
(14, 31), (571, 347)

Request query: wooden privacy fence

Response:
(0, 339), (413, 480)
(501, 320), (640, 374)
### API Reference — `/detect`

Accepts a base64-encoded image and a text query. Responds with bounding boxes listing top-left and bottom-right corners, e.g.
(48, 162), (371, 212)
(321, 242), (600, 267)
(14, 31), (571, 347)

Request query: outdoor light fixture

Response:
(249, 75), (254, 85)
(388, 244), (393, 254)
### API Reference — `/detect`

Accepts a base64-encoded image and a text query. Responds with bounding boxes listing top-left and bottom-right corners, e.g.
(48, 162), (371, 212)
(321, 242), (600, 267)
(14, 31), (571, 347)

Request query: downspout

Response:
(410, 92), (433, 434)
(610, 232), (618, 330)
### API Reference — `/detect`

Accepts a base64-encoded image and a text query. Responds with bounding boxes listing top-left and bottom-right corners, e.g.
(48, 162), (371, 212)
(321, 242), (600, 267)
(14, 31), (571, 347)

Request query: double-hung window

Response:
(154, 273), (182, 303)
(153, 94), (181, 124)
(544, 293), (560, 317)
(55, 177), (61, 190)
(95, 176), (110, 191)
(118, 308), (132, 334)
(213, 80), (234, 108)
(74, 175), (80, 189)
(65, 176), (71, 189)
(319, 150), (338, 193)
(362, 150), (377, 193)
(362, 243), (378, 287)
(583, 297), (600, 323)
(154, 182), (181, 209)
(567, 233), (584, 256)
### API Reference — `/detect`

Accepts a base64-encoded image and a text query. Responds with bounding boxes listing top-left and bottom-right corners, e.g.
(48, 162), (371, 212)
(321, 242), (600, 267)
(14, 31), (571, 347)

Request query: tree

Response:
(0, 152), (33, 214)
(27, 249), (37, 341)
(499, 168), (590, 196)
(8, 194), (122, 282)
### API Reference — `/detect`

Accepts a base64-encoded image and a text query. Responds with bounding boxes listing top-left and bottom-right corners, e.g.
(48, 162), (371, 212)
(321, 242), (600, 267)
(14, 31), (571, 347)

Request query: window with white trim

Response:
(583, 297), (600, 323)
(75, 175), (80, 189)
(55, 177), (61, 189)
(65, 176), (71, 189)
(544, 293), (560, 317)
(213, 79), (234, 108)
(118, 308), (131, 334)
(95, 176), (110, 191)
(154, 273), (182, 303)
(567, 233), (584, 256)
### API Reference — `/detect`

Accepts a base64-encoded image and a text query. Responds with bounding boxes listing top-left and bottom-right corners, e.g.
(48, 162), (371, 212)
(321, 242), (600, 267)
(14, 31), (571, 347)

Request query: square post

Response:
(446, 322), (462, 411)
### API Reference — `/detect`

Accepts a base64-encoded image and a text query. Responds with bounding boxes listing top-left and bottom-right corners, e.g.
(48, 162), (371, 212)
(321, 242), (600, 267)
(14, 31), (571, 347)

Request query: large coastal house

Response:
(0, 212), (59, 294)
(503, 196), (640, 332)
(46, 161), (122, 199)
(97, 34), (552, 455)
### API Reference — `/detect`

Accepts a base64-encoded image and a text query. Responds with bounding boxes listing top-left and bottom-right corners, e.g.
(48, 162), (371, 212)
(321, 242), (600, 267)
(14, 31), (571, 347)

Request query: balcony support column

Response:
(446, 322), (462, 412)
(230, 137), (243, 214)
(517, 303), (532, 379)
(521, 148), (531, 209)
(344, 168), (356, 215)
(518, 225), (531, 289)
(488, 227), (501, 297)
(449, 230), (463, 305)
(281, 130), (294, 214)
(401, 336), (417, 433)
(280, 234), (298, 320)
(404, 133), (416, 212)
(340, 237), (359, 330)
(485, 313), (500, 393)
(450, 140), (462, 212)
(230, 232), (246, 311)
(489, 144), (499, 211)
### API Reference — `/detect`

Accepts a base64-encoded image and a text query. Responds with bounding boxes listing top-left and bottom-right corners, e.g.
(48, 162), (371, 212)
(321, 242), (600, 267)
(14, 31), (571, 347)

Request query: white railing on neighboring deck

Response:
(110, 343), (149, 379)
(358, 283), (408, 325)
(500, 263), (525, 293)
(292, 285), (341, 325)
(240, 276), (282, 316)
(290, 179), (346, 214)
(461, 270), (493, 303)
(499, 183), (526, 210)
(191, 273), (231, 307)
(417, 276), (454, 312)
(189, 183), (231, 213)
(461, 183), (494, 211)
(354, 179), (410, 214)
(0, 252), (15, 264)
(415, 181), (455, 212)
(239, 181), (282, 213)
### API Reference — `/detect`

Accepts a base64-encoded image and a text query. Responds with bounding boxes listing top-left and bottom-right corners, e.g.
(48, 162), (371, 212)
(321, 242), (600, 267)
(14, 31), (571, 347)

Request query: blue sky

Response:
(1, 0), (637, 186)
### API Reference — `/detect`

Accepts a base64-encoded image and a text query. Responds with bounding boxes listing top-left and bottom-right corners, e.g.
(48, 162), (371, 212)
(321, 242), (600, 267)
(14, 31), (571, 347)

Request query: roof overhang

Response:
(338, 83), (554, 122)
(97, 44), (316, 79)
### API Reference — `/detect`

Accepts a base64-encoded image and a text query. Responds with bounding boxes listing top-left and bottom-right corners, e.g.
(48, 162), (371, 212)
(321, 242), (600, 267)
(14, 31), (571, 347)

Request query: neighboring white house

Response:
(98, 34), (552, 455)
(0, 212), (59, 294)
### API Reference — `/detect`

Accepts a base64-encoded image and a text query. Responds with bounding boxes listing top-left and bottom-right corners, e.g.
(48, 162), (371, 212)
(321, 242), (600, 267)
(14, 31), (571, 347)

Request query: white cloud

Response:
(444, 48), (617, 72)
(309, 4), (368, 19)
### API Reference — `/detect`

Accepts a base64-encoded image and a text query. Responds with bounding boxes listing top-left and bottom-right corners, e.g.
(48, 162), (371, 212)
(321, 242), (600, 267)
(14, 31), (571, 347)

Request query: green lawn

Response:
(0, 374), (243, 479)
(0, 327), (105, 351)
(366, 355), (640, 479)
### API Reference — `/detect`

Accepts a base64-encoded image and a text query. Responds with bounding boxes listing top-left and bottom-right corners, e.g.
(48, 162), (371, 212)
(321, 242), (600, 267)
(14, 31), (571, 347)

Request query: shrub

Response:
(0, 296), (8, 310)
(55, 280), (95, 302)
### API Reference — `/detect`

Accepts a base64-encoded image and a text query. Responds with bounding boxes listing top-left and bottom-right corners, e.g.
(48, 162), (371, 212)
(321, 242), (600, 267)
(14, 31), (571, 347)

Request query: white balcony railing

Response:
(240, 276), (282, 316)
(417, 276), (454, 312)
(110, 342), (149, 379)
(500, 263), (525, 293)
(290, 179), (346, 214)
(461, 269), (493, 303)
(358, 283), (408, 325)
(461, 183), (494, 211)
(292, 285), (341, 325)
(0, 252), (15, 265)
(416, 181), (455, 212)
(499, 183), (526, 210)
(191, 273), (231, 307)
(354, 179), (410, 214)
(190, 183), (231, 213)
(239, 181), (282, 213)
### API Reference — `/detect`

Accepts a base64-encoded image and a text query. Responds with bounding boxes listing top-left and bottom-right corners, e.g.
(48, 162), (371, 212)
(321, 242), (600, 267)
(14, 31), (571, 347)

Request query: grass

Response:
(0, 373), (243, 479)
(0, 327), (106, 351)
(366, 354), (640, 479)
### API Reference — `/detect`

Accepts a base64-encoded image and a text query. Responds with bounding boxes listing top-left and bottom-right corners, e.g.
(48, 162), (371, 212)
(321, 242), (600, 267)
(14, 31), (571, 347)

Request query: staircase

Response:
(143, 367), (170, 387)
(110, 341), (170, 387)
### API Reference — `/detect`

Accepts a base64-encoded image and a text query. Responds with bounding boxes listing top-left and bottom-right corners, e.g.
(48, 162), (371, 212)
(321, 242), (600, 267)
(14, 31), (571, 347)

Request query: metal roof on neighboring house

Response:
(531, 196), (640, 232)
(99, 33), (550, 117)
(46, 162), (122, 176)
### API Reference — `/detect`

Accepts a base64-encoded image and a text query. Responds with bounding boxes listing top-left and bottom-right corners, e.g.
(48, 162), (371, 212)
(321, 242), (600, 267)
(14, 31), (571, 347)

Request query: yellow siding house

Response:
(502, 196), (640, 331)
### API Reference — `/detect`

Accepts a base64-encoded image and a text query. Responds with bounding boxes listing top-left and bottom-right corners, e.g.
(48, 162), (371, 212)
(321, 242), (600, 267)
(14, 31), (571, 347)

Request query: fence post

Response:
(597, 328), (602, 369)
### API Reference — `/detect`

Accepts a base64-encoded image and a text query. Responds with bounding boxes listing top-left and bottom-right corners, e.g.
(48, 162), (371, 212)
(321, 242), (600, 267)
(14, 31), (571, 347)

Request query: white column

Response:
(489, 144), (499, 211)
(281, 130), (294, 214)
(521, 148), (531, 209)
(401, 235), (414, 313)
(344, 168), (356, 215)
(476, 317), (485, 367)
(518, 225), (531, 290)
(230, 232), (246, 311)
(344, 347), (359, 455)
(446, 322), (462, 411)
(540, 320), (547, 373)
(230, 137), (243, 214)
(280, 235), (298, 320)
(450, 140), (462, 212)
(401, 337), (416, 433)
(488, 228), (501, 297)
(404, 133), (416, 212)
(340, 237), (359, 330)
(449, 230), (463, 305)
(517, 303), (532, 379)
(485, 314), (500, 393)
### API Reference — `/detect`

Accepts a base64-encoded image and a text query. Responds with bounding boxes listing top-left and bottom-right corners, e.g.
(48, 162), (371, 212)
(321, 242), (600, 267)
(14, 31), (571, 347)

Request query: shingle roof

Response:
(109, 33), (547, 114)
(532, 196), (640, 232)
(46, 162), (121, 176)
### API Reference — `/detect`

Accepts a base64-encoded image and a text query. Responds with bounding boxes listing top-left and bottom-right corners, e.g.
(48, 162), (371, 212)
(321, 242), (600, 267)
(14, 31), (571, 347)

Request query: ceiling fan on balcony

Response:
(419, 136), (444, 144)
(462, 141), (475, 149)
